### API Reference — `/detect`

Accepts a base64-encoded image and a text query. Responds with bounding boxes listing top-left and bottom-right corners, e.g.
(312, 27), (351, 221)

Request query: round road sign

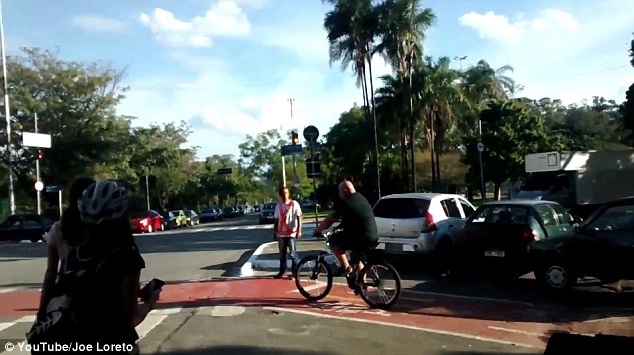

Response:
(34, 181), (44, 191)
(477, 142), (484, 152)
(303, 125), (319, 142)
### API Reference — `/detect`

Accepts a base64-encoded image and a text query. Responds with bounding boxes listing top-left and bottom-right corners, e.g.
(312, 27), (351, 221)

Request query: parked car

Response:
(162, 211), (178, 230)
(170, 210), (188, 227)
(223, 207), (239, 218)
(372, 193), (476, 264)
(199, 209), (219, 223)
(130, 210), (164, 233)
(185, 210), (200, 226)
(0, 214), (55, 242)
(528, 197), (634, 292)
(457, 200), (577, 274)
(259, 203), (278, 224)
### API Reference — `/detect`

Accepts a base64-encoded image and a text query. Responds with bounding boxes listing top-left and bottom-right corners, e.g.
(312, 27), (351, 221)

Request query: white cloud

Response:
(71, 15), (127, 33)
(139, 1), (251, 48)
(458, 9), (578, 44)
(117, 53), (394, 158)
(458, 4), (632, 104)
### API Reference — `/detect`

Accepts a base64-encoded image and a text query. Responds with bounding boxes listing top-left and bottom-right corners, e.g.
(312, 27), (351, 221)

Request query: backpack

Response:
(26, 247), (118, 344)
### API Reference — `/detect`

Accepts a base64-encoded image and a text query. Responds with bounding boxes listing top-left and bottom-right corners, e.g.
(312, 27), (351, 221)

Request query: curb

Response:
(239, 238), (325, 277)
(239, 241), (277, 277)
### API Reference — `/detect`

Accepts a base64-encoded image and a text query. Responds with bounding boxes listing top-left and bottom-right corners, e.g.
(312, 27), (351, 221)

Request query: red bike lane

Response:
(1, 278), (632, 349)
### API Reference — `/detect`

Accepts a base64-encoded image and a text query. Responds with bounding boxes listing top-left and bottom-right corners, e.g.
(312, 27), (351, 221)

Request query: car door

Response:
(534, 205), (563, 238)
(580, 204), (634, 278)
(549, 203), (576, 236)
(439, 198), (464, 236)
(0, 215), (22, 241)
(457, 198), (476, 219)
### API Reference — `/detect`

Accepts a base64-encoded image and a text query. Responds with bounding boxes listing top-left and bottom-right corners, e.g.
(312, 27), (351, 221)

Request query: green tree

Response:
(461, 100), (553, 199)
(375, 0), (436, 191)
(620, 33), (634, 147)
(0, 48), (131, 211)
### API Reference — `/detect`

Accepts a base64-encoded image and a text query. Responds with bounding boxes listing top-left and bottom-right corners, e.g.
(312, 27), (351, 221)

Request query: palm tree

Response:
(414, 56), (464, 190)
(323, 0), (381, 197)
(375, 0), (435, 192)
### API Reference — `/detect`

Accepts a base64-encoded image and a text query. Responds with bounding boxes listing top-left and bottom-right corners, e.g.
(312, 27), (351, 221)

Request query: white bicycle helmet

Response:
(79, 180), (128, 224)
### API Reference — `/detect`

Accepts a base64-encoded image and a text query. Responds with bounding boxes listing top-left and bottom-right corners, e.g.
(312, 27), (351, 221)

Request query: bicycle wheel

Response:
(294, 254), (333, 301)
(357, 261), (401, 310)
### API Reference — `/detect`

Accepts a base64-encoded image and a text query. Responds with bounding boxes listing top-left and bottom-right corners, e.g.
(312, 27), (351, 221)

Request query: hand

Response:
(312, 229), (321, 237)
(147, 288), (161, 307)
(296, 231), (302, 239)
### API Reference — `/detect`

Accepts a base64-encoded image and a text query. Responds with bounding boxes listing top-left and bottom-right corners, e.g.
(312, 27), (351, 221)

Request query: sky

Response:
(3, 0), (633, 160)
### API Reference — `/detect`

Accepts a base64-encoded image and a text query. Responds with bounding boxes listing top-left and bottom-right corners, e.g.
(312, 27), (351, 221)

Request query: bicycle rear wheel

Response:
(294, 254), (333, 301)
(357, 261), (401, 310)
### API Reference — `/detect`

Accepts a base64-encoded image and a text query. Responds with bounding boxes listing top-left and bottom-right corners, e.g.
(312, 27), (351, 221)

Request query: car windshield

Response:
(262, 203), (277, 210)
(373, 198), (429, 219)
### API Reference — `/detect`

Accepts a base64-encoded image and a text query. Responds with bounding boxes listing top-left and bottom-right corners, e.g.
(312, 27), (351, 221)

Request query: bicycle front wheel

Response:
(357, 261), (401, 310)
(294, 254), (333, 301)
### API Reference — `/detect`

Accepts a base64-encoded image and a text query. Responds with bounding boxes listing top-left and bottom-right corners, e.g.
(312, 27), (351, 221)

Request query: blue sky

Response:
(4, 0), (633, 160)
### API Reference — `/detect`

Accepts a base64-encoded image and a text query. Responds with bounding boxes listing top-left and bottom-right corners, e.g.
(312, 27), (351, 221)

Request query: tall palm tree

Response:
(323, 0), (381, 197)
(415, 56), (464, 190)
(375, 0), (435, 192)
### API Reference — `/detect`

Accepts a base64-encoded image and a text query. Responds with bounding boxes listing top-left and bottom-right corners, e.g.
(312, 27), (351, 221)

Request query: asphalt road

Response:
(1, 213), (632, 354)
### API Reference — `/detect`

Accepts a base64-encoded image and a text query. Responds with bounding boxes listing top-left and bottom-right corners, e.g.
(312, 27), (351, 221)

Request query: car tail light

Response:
(522, 229), (536, 241)
(141, 219), (148, 226)
(422, 212), (437, 233)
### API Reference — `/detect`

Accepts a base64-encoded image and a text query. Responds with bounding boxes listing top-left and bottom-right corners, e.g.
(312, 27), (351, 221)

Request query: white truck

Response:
(515, 150), (634, 218)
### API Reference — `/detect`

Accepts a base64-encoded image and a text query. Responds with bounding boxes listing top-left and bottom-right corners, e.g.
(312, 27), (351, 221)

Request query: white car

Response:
(373, 193), (476, 257)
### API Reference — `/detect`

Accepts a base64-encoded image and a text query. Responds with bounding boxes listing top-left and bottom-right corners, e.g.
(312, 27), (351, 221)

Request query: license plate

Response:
(386, 243), (402, 252)
(484, 250), (505, 258)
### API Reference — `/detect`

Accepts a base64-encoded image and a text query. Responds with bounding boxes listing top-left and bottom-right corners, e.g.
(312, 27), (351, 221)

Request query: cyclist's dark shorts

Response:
(329, 229), (377, 254)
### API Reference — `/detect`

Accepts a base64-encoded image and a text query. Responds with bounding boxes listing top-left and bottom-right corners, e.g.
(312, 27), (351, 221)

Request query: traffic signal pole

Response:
(35, 113), (41, 215)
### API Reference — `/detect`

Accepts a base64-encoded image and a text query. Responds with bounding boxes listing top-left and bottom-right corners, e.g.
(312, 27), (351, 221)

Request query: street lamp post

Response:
(288, 98), (298, 198)
(453, 55), (467, 71)
(0, 0), (15, 215)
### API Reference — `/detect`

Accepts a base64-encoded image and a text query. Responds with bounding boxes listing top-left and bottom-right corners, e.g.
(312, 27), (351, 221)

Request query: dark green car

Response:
(457, 200), (578, 273)
(529, 197), (634, 292)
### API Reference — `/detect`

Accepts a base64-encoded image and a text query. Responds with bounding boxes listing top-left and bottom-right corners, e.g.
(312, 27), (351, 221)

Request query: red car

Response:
(130, 210), (164, 233)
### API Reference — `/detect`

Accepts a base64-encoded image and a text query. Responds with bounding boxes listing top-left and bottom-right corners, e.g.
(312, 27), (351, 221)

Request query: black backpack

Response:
(26, 248), (118, 344)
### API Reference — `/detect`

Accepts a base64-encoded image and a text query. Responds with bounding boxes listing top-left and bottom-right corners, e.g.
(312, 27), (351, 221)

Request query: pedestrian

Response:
(28, 180), (160, 354)
(38, 177), (95, 319)
(273, 186), (303, 279)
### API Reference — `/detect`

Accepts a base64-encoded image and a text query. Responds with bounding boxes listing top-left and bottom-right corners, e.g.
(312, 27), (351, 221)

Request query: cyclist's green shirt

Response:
(333, 192), (378, 245)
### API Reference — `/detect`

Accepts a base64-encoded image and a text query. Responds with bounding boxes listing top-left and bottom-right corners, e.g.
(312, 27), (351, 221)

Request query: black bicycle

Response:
(293, 230), (402, 310)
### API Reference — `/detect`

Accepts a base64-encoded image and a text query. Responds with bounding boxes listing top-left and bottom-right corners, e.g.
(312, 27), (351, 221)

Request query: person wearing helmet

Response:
(64, 180), (159, 351)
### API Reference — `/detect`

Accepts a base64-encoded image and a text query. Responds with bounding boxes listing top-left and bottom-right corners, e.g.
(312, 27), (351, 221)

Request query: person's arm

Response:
(314, 213), (341, 235)
(39, 242), (59, 315)
(272, 204), (279, 240)
(122, 271), (159, 328)
(295, 203), (303, 239)
(39, 224), (60, 315)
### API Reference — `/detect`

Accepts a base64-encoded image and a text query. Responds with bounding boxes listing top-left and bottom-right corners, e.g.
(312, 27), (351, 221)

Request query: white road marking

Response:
(239, 241), (277, 277)
(195, 305), (246, 317)
(487, 326), (544, 337)
(136, 313), (168, 339)
(15, 315), (36, 323)
(0, 322), (14, 332)
(151, 307), (183, 315)
(290, 282), (328, 293)
(0, 288), (18, 293)
(228, 227), (239, 230)
(402, 289), (535, 307)
(263, 306), (537, 349)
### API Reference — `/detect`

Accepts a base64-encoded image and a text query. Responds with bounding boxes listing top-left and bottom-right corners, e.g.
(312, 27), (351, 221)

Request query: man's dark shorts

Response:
(329, 229), (377, 254)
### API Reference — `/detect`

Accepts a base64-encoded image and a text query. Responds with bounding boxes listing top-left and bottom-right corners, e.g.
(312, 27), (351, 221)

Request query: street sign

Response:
(303, 125), (319, 142)
(217, 168), (232, 175)
(477, 142), (484, 152)
(306, 158), (321, 178)
(22, 132), (51, 148)
(45, 185), (64, 193)
(34, 181), (44, 191)
(281, 144), (303, 156)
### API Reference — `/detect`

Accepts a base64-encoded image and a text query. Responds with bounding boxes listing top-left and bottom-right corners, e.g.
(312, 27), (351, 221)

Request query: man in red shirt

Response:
(273, 186), (303, 279)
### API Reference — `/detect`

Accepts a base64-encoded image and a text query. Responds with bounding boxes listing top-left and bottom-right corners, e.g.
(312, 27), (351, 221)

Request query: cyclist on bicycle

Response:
(313, 179), (378, 289)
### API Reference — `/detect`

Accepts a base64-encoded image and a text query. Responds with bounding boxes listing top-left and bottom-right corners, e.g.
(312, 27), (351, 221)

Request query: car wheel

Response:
(537, 261), (576, 292)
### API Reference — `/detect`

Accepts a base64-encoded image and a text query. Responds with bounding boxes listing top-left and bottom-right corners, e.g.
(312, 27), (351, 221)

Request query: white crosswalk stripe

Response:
(0, 308), (188, 354)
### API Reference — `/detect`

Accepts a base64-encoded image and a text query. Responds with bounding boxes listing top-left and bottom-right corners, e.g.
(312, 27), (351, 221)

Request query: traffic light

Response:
(291, 131), (299, 145)
(37, 150), (43, 160)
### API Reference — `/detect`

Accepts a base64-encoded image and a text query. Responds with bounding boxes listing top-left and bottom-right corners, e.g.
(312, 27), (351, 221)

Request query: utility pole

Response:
(453, 55), (467, 71)
(288, 98), (298, 198)
(145, 174), (150, 211)
(35, 113), (41, 214)
(0, 0), (15, 215)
